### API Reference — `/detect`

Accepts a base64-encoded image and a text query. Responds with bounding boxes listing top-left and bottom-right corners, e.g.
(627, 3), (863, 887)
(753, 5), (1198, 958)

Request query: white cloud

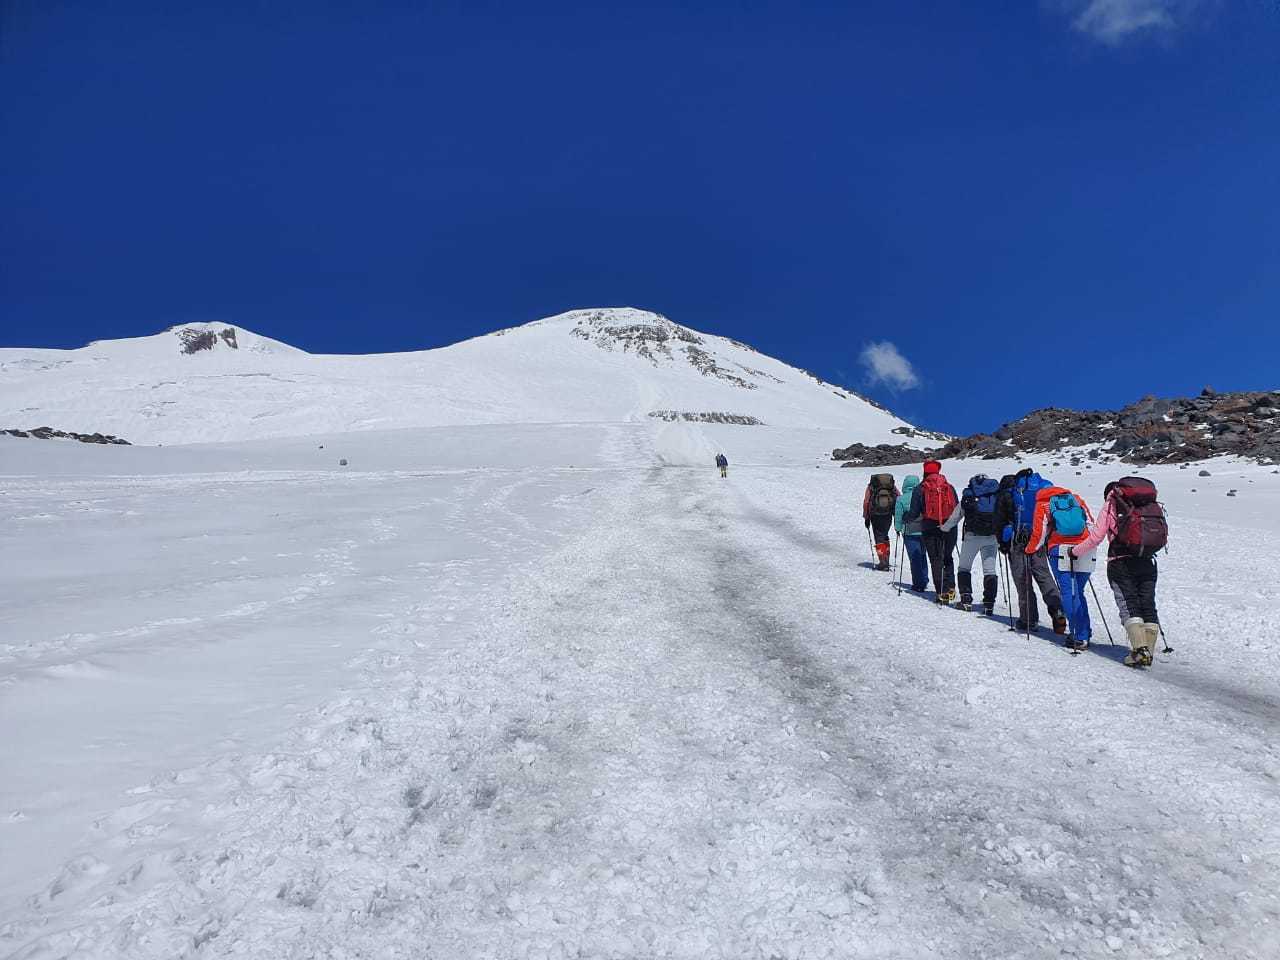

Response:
(859, 341), (920, 392)
(1064, 0), (1199, 45)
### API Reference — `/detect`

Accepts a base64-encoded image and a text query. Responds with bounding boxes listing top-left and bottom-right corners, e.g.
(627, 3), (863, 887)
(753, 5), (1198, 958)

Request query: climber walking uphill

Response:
(1071, 476), (1169, 667)
(715, 453), (728, 479)
(903, 460), (958, 603)
(940, 474), (1001, 614)
(894, 474), (928, 591)
(1026, 483), (1095, 650)
(996, 469), (1068, 635)
(862, 473), (899, 571)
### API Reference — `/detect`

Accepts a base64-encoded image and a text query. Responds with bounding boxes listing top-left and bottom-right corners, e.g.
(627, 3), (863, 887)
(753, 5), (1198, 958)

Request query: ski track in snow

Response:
(2, 431), (1280, 958)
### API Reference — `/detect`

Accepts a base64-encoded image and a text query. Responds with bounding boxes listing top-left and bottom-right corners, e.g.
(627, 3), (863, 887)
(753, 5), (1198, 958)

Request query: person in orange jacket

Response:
(1026, 486), (1095, 649)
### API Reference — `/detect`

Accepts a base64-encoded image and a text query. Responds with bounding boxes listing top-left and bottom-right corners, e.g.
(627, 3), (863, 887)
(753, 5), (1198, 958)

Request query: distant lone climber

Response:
(715, 453), (728, 478)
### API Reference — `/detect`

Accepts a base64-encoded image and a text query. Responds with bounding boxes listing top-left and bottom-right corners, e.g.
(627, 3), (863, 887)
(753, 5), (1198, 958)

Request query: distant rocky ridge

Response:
(833, 388), (1280, 466)
(3, 426), (130, 445)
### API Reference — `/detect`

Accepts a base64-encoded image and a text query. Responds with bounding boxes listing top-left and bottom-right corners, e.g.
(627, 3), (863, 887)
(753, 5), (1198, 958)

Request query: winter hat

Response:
(923, 460), (942, 476)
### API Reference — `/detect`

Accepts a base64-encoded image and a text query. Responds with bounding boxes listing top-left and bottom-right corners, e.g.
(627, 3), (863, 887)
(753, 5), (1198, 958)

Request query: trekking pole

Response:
(895, 536), (905, 596)
(866, 526), (875, 564)
(1024, 554), (1032, 642)
(1086, 577), (1116, 648)
(998, 552), (1008, 627)
(1158, 623), (1173, 654)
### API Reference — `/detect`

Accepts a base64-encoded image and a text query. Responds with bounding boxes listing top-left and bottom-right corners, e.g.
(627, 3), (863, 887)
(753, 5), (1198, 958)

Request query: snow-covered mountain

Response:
(0, 308), (915, 446)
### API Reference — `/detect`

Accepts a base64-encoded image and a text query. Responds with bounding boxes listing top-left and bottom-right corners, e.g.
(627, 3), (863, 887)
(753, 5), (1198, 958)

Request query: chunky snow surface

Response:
(2, 423), (1279, 959)
(0, 310), (913, 445)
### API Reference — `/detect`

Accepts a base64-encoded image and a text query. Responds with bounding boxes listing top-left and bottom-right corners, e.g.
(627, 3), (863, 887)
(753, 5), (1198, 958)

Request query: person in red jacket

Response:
(903, 460), (958, 602)
(862, 473), (899, 571)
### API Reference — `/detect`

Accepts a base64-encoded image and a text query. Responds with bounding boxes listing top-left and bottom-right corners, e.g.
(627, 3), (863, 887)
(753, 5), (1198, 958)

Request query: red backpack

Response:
(921, 474), (958, 524)
(1111, 477), (1168, 557)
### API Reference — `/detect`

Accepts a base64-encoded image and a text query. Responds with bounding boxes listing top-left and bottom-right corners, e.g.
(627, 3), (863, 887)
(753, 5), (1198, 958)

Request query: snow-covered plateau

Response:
(1, 311), (1278, 959)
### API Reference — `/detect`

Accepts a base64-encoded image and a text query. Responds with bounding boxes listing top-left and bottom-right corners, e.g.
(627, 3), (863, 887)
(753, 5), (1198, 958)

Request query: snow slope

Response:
(0, 309), (915, 445)
(3, 427), (1279, 959)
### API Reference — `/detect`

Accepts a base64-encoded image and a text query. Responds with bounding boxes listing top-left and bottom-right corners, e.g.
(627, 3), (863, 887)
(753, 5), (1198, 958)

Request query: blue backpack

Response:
(1013, 472), (1052, 530)
(1049, 492), (1087, 538)
(962, 476), (1000, 535)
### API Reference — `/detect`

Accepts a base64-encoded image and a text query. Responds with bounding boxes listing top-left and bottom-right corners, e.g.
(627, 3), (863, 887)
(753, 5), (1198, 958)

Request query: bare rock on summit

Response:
(178, 326), (239, 354)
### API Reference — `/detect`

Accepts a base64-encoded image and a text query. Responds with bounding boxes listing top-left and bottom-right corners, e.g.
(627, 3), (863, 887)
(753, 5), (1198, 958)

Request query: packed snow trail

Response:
(4, 437), (1280, 957)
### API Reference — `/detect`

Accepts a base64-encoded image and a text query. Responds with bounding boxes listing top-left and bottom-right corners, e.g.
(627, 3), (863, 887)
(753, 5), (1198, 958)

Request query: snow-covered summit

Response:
(0, 307), (916, 445)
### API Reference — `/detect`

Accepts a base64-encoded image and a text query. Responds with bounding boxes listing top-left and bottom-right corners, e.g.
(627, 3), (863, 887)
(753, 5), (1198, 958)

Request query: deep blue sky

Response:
(2, 1), (1278, 433)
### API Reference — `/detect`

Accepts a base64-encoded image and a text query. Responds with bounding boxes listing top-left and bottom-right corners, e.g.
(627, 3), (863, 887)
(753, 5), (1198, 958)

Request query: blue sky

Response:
(2, 1), (1277, 434)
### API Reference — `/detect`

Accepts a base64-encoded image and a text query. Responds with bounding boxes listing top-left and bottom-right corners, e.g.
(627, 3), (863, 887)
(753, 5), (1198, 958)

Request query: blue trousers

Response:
(904, 535), (928, 591)
(1050, 548), (1092, 643)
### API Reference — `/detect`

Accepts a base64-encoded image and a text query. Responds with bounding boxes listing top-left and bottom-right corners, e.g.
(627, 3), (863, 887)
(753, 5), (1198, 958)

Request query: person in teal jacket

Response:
(894, 474), (928, 591)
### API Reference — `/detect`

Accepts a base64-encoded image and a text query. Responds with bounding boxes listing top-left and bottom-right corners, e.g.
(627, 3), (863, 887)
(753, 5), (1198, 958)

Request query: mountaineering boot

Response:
(1051, 606), (1068, 636)
(1142, 623), (1160, 666)
(875, 542), (891, 571)
(982, 575), (999, 612)
(984, 602), (996, 616)
(1123, 617), (1148, 667)
(956, 601), (972, 612)
(956, 571), (973, 608)
(1014, 617), (1038, 632)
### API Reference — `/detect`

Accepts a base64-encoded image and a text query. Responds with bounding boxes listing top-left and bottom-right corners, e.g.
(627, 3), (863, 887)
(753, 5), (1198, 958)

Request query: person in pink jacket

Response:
(1071, 478), (1165, 667)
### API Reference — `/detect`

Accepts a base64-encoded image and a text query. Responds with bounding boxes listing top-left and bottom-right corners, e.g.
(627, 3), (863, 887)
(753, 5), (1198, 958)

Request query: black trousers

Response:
(869, 514), (893, 545)
(1108, 555), (1159, 623)
(922, 528), (957, 595)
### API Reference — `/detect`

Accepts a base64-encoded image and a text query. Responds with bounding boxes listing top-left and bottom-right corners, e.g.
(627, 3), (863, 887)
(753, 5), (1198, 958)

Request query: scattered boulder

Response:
(1198, 470), (1211, 477)
(1227, 489), (1238, 497)
(833, 442), (932, 467)
(339, 458), (348, 466)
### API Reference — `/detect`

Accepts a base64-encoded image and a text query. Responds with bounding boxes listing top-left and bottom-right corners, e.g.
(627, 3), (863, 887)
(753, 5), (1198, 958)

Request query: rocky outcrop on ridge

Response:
(648, 411), (765, 426)
(3, 426), (130, 445)
(832, 387), (1280, 466)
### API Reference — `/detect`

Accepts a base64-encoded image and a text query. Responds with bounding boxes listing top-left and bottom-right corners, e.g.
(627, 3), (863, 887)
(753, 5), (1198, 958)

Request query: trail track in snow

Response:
(4, 451), (1280, 959)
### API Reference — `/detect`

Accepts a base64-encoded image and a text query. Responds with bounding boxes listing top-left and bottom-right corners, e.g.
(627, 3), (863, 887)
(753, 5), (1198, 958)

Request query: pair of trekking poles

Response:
(999, 547), (1115, 646)
(890, 522), (1172, 660)
(998, 550), (1172, 654)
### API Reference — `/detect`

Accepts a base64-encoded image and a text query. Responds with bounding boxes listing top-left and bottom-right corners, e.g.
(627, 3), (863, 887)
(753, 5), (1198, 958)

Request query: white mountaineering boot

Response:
(1123, 617), (1147, 668)
(1142, 623), (1160, 666)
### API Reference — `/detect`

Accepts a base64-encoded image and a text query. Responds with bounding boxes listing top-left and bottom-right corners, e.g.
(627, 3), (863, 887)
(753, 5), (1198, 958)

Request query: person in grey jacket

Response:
(941, 475), (1001, 613)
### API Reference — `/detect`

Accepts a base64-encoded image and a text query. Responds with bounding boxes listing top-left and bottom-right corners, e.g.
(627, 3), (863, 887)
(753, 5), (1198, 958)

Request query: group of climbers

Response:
(864, 461), (1168, 668)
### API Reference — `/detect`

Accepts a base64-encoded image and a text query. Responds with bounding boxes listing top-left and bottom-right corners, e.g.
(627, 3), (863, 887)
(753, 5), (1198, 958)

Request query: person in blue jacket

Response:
(997, 468), (1067, 633)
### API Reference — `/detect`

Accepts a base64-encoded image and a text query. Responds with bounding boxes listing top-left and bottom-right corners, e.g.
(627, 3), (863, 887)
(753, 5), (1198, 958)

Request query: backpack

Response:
(921, 474), (958, 524)
(1013, 471), (1052, 530)
(1112, 477), (1168, 557)
(961, 476), (1000, 535)
(869, 473), (896, 516)
(1048, 492), (1087, 538)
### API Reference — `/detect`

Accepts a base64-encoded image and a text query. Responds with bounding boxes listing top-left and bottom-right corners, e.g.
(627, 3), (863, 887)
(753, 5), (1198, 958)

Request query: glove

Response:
(1000, 524), (1012, 544)
(864, 519), (871, 529)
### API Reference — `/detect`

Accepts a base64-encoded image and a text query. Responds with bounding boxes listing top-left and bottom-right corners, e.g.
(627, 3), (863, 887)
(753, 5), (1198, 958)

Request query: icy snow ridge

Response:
(0, 308), (915, 446)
